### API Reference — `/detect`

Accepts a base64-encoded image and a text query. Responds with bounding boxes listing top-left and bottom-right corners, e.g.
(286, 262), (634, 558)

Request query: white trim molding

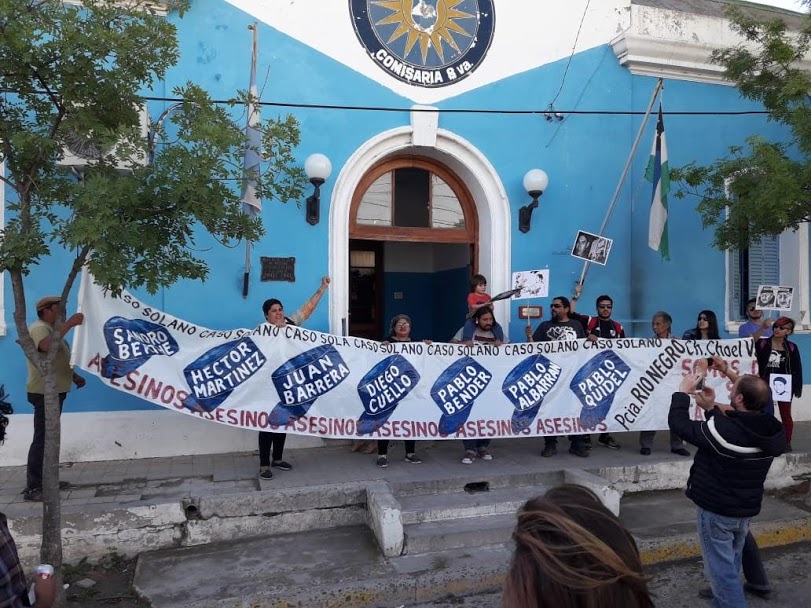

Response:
(612, 4), (811, 85)
(328, 120), (512, 335)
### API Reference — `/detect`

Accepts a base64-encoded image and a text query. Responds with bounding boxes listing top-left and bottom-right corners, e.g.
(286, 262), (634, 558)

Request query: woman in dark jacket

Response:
(682, 309), (720, 340)
(755, 316), (803, 451)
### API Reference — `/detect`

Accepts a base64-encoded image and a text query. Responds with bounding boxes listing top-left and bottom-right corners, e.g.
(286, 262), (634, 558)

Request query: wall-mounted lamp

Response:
(518, 169), (549, 233)
(304, 153), (332, 226)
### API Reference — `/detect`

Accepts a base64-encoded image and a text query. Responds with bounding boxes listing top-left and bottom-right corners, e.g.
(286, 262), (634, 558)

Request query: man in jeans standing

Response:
(23, 296), (86, 502)
(669, 369), (785, 607)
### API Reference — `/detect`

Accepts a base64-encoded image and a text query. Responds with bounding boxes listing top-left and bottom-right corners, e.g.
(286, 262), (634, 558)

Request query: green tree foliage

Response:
(0, 0), (305, 599)
(672, 3), (811, 250)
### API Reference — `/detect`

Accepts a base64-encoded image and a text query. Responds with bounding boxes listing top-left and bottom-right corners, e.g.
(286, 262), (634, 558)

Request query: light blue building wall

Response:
(1, 0), (808, 462)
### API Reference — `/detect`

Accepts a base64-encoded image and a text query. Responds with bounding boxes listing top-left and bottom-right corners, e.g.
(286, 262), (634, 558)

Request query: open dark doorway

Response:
(349, 240), (383, 339)
(348, 156), (479, 342)
(349, 240), (472, 342)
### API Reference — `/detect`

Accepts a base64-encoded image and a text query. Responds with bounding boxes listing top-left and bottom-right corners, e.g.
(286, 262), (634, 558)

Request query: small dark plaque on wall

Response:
(260, 257), (296, 282)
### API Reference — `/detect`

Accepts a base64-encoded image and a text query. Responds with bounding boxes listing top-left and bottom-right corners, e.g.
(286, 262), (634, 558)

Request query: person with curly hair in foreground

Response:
(503, 484), (654, 608)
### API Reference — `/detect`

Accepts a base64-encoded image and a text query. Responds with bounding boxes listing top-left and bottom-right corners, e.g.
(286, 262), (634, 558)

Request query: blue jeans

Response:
(696, 507), (749, 608)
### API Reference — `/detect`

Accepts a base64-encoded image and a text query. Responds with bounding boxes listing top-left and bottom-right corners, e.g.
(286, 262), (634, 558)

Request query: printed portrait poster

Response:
(770, 373), (792, 402)
(571, 230), (613, 266)
(775, 286), (794, 311)
(756, 285), (793, 311)
(512, 269), (549, 299)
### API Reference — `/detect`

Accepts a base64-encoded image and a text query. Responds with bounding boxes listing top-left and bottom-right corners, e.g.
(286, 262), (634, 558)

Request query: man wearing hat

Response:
(23, 296), (86, 502)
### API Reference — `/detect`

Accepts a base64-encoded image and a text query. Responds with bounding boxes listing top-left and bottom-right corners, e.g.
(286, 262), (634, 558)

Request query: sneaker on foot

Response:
(461, 451), (476, 465)
(23, 488), (43, 502)
(671, 447), (691, 457)
(640, 447), (652, 456)
(598, 435), (621, 450)
(698, 588), (713, 600)
(477, 448), (493, 461)
(258, 468), (273, 480)
(404, 453), (422, 464)
(376, 455), (388, 468)
(569, 444), (590, 458)
(541, 445), (557, 457)
(271, 460), (292, 471)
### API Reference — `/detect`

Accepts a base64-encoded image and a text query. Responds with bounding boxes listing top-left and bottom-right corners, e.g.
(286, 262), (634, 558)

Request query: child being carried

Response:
(461, 274), (506, 343)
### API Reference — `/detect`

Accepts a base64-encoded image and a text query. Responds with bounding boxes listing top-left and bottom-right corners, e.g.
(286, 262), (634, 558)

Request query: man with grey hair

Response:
(639, 311), (690, 456)
(669, 368), (785, 605)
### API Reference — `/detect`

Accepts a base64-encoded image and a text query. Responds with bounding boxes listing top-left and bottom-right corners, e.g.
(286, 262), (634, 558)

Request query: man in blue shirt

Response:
(738, 297), (773, 340)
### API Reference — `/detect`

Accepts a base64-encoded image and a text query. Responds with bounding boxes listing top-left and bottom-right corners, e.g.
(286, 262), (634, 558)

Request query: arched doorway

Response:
(327, 126), (511, 338)
(348, 156), (477, 340)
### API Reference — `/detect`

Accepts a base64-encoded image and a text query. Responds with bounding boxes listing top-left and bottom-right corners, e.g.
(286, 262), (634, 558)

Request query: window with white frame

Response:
(726, 236), (780, 321)
(725, 225), (809, 332)
(724, 176), (809, 332)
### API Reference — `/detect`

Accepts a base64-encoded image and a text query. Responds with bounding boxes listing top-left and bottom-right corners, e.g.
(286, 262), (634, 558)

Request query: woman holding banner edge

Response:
(375, 314), (427, 468)
(257, 276), (330, 481)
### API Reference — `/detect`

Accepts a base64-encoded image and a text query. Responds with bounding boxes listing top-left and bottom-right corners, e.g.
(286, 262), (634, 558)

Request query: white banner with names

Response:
(72, 274), (757, 440)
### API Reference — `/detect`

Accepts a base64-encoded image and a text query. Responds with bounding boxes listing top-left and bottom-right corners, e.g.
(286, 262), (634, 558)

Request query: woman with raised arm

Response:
(258, 276), (330, 481)
(374, 314), (426, 468)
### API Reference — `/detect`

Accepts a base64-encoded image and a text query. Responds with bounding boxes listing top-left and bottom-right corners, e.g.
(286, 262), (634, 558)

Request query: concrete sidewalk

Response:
(2, 425), (811, 607)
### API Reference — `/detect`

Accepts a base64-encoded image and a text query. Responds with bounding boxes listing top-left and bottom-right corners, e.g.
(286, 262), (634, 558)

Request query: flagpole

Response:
(242, 23), (260, 299)
(576, 77), (663, 290)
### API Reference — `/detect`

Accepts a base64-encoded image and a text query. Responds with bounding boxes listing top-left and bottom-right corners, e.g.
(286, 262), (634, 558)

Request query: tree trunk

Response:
(42, 369), (66, 606)
(9, 270), (67, 606)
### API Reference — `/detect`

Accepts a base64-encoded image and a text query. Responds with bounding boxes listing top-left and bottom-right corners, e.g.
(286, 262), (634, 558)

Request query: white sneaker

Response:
(477, 449), (493, 461)
(461, 451), (475, 465)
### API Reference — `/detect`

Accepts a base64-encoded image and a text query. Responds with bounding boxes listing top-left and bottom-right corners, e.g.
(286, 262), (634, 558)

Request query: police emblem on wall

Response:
(349, 0), (495, 88)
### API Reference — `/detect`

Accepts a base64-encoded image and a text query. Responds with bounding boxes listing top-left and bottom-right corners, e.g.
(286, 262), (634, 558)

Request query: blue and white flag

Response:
(645, 103), (670, 260)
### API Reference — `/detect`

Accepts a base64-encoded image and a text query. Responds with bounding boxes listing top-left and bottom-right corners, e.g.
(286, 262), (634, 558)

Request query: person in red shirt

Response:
(461, 274), (505, 343)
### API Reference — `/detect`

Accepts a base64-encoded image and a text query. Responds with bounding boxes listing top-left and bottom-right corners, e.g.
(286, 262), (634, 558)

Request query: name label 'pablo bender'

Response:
(436, 365), (493, 416)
